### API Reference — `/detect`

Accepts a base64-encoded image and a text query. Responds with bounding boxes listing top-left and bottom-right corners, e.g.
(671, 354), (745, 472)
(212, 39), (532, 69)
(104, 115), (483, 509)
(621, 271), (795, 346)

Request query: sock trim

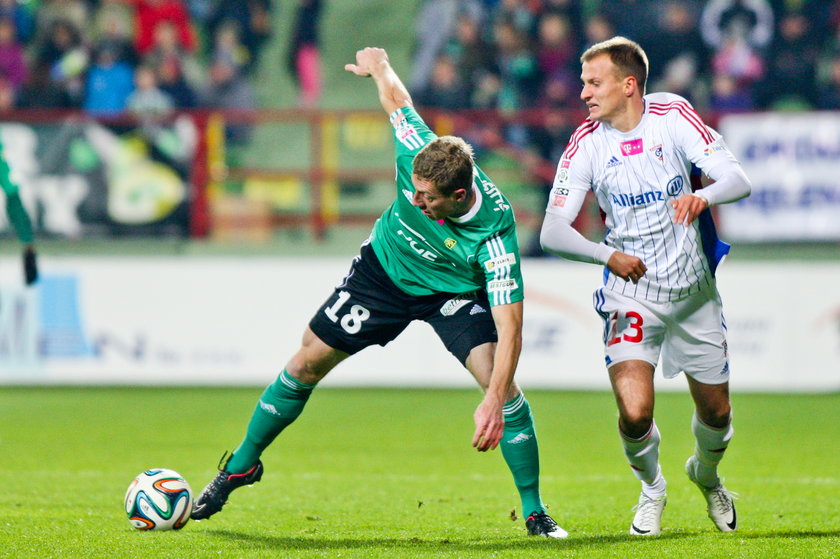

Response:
(279, 369), (315, 391)
(503, 393), (526, 415)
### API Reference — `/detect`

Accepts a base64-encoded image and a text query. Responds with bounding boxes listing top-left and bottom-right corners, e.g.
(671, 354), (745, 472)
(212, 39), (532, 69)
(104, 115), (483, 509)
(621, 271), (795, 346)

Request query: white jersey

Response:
(548, 92), (738, 303)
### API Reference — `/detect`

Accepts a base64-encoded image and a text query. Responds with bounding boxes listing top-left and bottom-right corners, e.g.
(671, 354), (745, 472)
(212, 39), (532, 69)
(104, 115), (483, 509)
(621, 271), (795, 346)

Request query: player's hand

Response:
(472, 395), (504, 452)
(344, 47), (388, 77)
(23, 245), (38, 285)
(607, 251), (647, 284)
(671, 193), (709, 226)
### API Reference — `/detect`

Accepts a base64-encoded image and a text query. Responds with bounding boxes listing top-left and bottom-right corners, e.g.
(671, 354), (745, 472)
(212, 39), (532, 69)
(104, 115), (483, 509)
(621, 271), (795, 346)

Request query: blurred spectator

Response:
(206, 0), (272, 71)
(287, 0), (322, 107)
(134, 0), (196, 56)
(645, 2), (706, 101)
(710, 22), (765, 96)
(410, 0), (483, 92)
(494, 18), (538, 147)
(493, 18), (539, 112)
(93, 0), (138, 66)
(17, 65), (73, 108)
(414, 54), (470, 109)
(201, 58), (255, 144)
(144, 20), (203, 96)
(709, 73), (755, 112)
(127, 63), (173, 117)
(156, 54), (197, 108)
(758, 12), (821, 108)
(816, 53), (840, 109)
(0, 0), (35, 44)
(34, 19), (89, 106)
(582, 13), (615, 49)
(492, 0), (539, 36)
(700, 0), (774, 53)
(0, 74), (14, 112)
(534, 11), (578, 104)
(34, 0), (90, 45)
(84, 44), (135, 115)
(445, 14), (497, 106)
(0, 17), (27, 92)
(212, 19), (250, 73)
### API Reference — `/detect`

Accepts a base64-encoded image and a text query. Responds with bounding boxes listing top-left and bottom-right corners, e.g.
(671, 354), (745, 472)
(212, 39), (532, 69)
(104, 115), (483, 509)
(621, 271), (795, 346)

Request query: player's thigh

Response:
(662, 289), (729, 384)
(593, 288), (665, 369)
(425, 293), (498, 368)
(308, 256), (412, 356)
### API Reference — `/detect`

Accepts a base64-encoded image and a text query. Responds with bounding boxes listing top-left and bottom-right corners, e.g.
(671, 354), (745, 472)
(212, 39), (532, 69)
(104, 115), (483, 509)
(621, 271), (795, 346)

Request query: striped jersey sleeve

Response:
(390, 106), (433, 156)
(649, 96), (738, 174)
(476, 228), (523, 306)
(546, 118), (598, 217)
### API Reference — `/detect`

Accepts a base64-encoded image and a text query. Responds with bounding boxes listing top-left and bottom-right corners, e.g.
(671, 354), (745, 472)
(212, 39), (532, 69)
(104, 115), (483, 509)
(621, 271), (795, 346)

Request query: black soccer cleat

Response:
(525, 511), (569, 538)
(190, 455), (264, 520)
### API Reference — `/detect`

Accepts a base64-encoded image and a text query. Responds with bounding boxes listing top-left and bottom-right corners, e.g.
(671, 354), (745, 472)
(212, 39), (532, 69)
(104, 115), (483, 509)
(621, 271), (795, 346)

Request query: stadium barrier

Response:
(2, 109), (839, 243)
(1, 256), (838, 392)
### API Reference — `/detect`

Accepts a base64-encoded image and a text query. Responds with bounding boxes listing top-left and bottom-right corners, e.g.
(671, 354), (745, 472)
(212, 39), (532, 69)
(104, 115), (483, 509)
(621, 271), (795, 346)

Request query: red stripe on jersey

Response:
(649, 102), (713, 144)
(563, 119), (600, 160)
(649, 102), (712, 143)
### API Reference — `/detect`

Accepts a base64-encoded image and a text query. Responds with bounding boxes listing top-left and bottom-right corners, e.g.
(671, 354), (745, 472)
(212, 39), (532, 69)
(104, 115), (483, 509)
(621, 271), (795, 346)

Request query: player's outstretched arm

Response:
(472, 301), (523, 452)
(344, 47), (413, 115)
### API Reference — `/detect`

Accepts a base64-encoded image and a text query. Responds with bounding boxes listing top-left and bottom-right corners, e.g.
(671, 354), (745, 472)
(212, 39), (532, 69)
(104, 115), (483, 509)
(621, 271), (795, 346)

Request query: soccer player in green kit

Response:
(1, 143), (38, 285)
(191, 47), (567, 538)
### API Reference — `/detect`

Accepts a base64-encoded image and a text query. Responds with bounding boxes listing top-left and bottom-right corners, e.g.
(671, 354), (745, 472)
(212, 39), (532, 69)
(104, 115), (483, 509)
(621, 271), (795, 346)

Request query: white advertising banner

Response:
(717, 112), (840, 241)
(1, 257), (838, 391)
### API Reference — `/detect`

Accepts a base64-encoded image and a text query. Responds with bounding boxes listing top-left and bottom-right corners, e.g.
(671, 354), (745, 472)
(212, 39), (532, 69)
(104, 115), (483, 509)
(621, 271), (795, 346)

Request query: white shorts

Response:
(592, 283), (730, 385)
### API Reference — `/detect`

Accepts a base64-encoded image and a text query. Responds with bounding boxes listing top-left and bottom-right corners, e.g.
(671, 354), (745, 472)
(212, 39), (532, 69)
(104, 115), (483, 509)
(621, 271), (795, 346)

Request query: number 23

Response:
(607, 311), (644, 346)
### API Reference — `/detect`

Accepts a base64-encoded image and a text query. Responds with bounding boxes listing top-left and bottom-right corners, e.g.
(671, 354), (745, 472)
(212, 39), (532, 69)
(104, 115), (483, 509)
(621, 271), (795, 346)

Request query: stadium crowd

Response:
(0, 0), (272, 117)
(410, 0), (840, 116)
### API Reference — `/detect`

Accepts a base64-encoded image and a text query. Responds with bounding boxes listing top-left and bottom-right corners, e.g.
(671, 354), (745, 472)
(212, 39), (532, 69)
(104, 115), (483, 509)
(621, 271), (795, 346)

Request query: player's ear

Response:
(453, 188), (467, 202)
(624, 76), (638, 97)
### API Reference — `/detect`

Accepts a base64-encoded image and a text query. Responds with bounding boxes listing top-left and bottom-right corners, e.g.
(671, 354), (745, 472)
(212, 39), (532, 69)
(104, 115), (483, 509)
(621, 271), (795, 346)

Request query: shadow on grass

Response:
(737, 530), (840, 539)
(206, 529), (696, 552)
(205, 527), (840, 553)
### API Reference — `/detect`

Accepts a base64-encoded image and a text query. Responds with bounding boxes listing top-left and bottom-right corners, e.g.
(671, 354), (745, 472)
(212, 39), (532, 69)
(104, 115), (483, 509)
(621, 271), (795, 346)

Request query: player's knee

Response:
(620, 409), (653, 438)
(699, 404), (732, 429)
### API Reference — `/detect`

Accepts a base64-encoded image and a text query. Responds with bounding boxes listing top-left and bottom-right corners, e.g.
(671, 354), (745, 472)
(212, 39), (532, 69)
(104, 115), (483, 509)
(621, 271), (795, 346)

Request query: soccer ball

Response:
(124, 468), (193, 530)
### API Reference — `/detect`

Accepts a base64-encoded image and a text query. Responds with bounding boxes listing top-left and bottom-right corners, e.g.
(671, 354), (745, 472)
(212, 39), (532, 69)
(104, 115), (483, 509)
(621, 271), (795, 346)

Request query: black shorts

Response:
(309, 243), (497, 365)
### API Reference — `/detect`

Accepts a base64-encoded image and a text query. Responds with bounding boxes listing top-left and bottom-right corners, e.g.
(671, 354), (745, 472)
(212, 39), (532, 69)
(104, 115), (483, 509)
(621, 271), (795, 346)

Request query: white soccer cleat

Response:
(629, 493), (666, 536)
(686, 456), (738, 532)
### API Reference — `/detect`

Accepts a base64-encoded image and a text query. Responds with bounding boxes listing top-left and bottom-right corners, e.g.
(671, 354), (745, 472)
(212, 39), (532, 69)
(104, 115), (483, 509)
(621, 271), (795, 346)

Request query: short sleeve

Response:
(475, 224), (524, 306)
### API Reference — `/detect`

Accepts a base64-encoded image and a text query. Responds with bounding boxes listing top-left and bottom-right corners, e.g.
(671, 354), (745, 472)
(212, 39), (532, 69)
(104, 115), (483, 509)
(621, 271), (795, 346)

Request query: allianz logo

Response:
(611, 191), (666, 207)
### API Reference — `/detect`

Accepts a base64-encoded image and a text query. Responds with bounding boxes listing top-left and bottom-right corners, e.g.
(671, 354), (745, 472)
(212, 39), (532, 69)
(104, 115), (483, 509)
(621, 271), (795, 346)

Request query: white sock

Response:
(642, 465), (667, 498)
(621, 421), (665, 495)
(691, 412), (734, 488)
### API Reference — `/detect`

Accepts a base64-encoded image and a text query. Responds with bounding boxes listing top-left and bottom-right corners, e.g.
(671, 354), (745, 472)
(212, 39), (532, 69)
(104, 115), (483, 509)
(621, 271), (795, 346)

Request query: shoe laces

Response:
(530, 512), (558, 530)
(632, 495), (664, 526)
(708, 485), (739, 513)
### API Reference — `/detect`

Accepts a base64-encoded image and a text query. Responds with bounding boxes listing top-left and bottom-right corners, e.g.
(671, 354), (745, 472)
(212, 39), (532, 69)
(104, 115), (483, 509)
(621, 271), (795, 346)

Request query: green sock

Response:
(500, 393), (544, 517)
(225, 370), (315, 474)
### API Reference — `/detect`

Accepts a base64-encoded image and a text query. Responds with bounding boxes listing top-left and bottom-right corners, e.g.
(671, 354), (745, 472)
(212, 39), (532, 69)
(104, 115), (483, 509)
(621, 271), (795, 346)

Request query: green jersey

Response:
(369, 106), (523, 307)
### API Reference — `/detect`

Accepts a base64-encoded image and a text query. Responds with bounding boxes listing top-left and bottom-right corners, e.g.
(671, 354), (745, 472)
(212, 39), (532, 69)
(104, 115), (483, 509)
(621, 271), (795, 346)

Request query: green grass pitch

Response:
(2, 387), (838, 558)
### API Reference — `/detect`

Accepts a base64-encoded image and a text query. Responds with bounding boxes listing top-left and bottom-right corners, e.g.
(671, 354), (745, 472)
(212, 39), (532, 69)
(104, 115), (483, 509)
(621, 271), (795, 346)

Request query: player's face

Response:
(580, 54), (630, 125)
(411, 175), (466, 220)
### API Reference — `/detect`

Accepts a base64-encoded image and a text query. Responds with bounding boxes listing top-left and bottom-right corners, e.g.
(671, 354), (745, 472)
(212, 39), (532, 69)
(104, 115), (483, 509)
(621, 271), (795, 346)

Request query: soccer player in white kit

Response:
(540, 37), (751, 536)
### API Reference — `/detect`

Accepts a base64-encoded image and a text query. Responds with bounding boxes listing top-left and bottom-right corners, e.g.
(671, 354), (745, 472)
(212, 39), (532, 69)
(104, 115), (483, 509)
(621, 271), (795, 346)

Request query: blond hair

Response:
(581, 36), (649, 94)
